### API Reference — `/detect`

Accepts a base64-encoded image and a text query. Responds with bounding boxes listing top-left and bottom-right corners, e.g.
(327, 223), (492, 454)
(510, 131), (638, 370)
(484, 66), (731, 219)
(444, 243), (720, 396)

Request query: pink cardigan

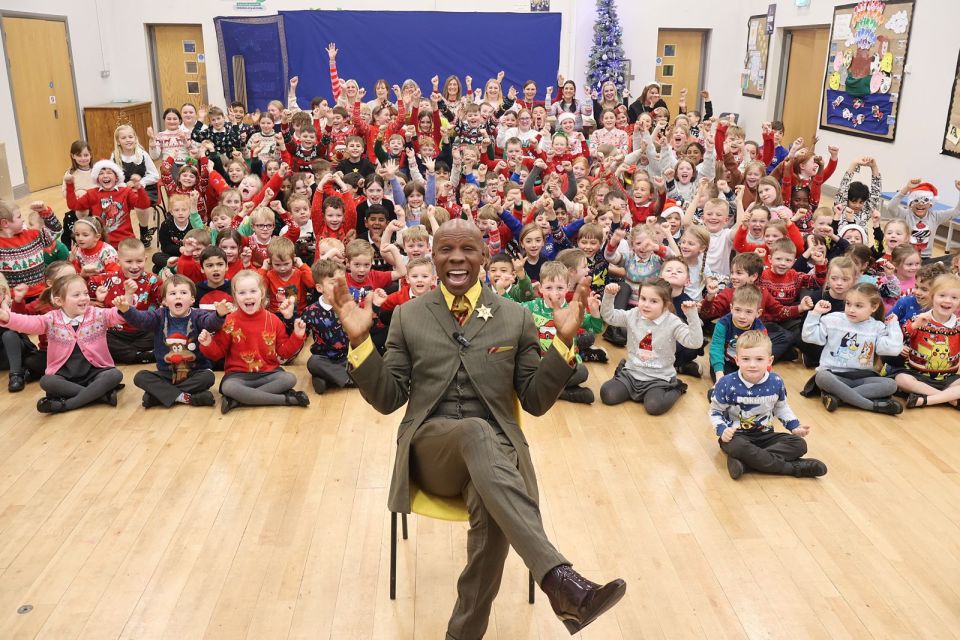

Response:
(1, 307), (124, 374)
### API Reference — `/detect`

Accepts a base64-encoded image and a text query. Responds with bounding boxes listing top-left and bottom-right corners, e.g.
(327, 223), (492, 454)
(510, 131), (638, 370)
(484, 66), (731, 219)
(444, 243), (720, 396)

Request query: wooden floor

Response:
(2, 189), (960, 639)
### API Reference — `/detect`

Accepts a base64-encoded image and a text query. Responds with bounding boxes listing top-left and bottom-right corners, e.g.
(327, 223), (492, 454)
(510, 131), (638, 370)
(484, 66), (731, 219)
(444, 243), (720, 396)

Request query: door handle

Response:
(53, 109), (59, 119)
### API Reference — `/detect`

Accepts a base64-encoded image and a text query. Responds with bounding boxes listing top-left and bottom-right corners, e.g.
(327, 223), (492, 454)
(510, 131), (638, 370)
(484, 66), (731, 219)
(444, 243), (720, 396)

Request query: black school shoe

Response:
(793, 459), (828, 478)
(221, 396), (241, 414)
(727, 456), (745, 480)
(821, 393), (840, 412)
(872, 398), (903, 415)
(37, 396), (67, 413)
(580, 346), (609, 363)
(190, 391), (216, 407)
(285, 390), (310, 407)
(677, 362), (702, 378)
(559, 386), (595, 404)
(8, 372), (25, 392)
(141, 393), (162, 408)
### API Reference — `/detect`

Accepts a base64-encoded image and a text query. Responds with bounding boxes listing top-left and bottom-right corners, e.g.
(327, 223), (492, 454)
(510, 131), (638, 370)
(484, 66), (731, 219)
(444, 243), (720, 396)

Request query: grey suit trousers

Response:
(411, 417), (567, 640)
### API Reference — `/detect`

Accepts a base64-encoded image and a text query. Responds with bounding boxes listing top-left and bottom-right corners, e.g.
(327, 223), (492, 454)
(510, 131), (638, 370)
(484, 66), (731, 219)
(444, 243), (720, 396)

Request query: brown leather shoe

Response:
(541, 564), (626, 634)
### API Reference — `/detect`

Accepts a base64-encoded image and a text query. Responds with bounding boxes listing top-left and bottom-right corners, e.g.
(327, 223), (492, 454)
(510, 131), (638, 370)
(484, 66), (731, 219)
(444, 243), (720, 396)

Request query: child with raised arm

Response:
(884, 179), (960, 259)
(802, 283), (903, 415)
(600, 278), (703, 415)
(301, 259), (353, 395)
(523, 262), (603, 405)
(65, 160), (149, 247)
(115, 274), (232, 408)
(709, 330), (827, 480)
(0, 273), (124, 413)
(198, 269), (308, 414)
(1, 200), (64, 300)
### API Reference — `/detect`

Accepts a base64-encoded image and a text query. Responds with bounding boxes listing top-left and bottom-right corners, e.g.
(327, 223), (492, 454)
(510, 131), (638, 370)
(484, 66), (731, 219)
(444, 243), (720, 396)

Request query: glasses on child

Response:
(253, 223), (274, 229)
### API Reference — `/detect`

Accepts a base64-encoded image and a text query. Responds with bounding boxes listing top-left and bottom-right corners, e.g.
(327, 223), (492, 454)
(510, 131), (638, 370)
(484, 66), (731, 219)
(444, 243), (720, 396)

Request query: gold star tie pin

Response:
(476, 304), (494, 321)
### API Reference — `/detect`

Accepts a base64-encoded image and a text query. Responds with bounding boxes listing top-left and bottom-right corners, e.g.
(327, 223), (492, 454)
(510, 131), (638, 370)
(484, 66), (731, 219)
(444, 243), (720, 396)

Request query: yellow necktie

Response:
(451, 296), (471, 326)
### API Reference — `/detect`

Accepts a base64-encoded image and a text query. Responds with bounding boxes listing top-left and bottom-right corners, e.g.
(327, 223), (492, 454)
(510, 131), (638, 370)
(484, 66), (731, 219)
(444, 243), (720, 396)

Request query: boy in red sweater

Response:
(377, 256), (436, 313)
(260, 237), (315, 314)
(344, 239), (403, 297)
(65, 159), (149, 247)
(92, 238), (162, 364)
(757, 238), (826, 357)
(701, 251), (813, 361)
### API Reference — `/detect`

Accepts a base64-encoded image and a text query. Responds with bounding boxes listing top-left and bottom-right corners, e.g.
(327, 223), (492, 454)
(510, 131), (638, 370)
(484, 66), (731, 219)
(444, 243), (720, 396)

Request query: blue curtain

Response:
(280, 10), (562, 106)
(214, 15), (289, 112)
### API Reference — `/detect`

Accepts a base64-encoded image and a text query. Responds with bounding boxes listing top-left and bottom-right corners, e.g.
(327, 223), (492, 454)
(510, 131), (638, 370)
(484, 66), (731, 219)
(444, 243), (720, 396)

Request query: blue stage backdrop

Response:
(279, 10), (561, 107)
(214, 15), (289, 112)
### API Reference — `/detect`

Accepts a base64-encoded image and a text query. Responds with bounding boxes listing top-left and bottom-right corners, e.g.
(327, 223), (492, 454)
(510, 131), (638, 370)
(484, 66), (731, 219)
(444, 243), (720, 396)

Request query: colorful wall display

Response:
(742, 14), (771, 98)
(820, 0), (915, 142)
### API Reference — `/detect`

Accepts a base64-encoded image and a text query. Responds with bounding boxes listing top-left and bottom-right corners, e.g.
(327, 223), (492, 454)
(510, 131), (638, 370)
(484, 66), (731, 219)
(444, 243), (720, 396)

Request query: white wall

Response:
(3, 0), (960, 200)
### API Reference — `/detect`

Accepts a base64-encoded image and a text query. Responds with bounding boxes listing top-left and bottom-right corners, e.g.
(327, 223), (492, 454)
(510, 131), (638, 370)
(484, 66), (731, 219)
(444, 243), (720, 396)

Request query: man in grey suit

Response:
(332, 220), (625, 638)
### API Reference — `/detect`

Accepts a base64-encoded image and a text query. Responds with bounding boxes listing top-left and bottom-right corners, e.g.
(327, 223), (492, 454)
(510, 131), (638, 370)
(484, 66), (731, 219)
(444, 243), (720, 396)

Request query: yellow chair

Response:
(389, 398), (535, 603)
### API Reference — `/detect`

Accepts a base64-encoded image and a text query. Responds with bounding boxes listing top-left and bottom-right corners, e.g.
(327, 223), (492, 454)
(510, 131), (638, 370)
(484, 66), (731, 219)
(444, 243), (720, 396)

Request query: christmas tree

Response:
(586, 0), (626, 93)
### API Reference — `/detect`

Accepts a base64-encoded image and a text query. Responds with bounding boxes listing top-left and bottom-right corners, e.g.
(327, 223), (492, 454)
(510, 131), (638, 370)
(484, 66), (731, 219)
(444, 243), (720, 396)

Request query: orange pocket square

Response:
(487, 346), (515, 354)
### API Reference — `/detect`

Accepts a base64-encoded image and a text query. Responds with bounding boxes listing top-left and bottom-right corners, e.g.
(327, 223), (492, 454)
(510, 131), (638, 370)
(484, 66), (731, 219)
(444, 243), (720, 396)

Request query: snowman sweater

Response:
(119, 307), (225, 373)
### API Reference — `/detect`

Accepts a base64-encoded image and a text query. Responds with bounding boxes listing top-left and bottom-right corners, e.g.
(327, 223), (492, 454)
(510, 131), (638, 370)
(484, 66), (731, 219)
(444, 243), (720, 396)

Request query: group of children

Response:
(3, 54), (960, 482)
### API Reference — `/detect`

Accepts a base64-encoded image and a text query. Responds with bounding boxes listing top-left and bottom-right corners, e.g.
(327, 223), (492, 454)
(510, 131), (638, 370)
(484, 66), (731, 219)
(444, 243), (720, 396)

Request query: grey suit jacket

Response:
(350, 285), (576, 513)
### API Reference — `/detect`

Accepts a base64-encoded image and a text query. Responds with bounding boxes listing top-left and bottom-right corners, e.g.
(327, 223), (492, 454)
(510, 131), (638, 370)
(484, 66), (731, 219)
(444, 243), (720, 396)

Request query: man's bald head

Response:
(435, 218), (483, 243)
(432, 219), (486, 295)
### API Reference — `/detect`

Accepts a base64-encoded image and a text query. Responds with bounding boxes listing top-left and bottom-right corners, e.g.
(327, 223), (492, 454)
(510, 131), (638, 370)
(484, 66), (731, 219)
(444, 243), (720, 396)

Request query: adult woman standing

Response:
(627, 83), (669, 123)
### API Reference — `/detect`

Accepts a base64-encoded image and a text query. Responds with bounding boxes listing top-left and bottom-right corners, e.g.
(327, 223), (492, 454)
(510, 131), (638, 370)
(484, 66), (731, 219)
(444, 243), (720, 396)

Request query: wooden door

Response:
(655, 30), (705, 118)
(152, 25), (207, 114)
(2, 16), (81, 191)
(779, 27), (830, 148)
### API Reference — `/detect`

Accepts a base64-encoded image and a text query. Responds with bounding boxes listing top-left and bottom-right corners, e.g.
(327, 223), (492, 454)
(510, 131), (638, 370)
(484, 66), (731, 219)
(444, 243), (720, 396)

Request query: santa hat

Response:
(908, 182), (938, 204)
(91, 159), (125, 184)
(838, 223), (869, 245)
(556, 112), (576, 125)
(660, 199), (684, 219)
(166, 332), (189, 344)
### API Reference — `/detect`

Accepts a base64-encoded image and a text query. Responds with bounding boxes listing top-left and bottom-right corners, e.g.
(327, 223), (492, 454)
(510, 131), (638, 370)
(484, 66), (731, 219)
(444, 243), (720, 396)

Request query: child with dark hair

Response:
(835, 157), (882, 227)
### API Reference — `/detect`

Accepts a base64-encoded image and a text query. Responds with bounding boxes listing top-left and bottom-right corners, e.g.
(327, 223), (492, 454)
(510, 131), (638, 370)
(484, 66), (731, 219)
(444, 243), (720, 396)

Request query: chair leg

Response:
(401, 512), (408, 540)
(390, 512), (397, 600)
(528, 570), (535, 604)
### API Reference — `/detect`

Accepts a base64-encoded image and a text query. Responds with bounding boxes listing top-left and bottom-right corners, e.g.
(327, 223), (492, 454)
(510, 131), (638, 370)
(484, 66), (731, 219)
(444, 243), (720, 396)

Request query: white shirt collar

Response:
(61, 310), (84, 325)
(737, 371), (769, 388)
(318, 295), (332, 311)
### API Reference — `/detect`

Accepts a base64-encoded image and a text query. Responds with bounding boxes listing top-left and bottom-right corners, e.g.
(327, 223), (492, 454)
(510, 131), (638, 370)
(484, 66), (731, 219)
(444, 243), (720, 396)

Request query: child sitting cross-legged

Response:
(114, 274), (234, 408)
(198, 269), (309, 414)
(889, 273), (960, 409)
(0, 273), (124, 413)
(600, 278), (703, 414)
(709, 284), (766, 385)
(523, 261), (603, 405)
(709, 330), (828, 480)
(801, 283), (903, 415)
(301, 259), (354, 395)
